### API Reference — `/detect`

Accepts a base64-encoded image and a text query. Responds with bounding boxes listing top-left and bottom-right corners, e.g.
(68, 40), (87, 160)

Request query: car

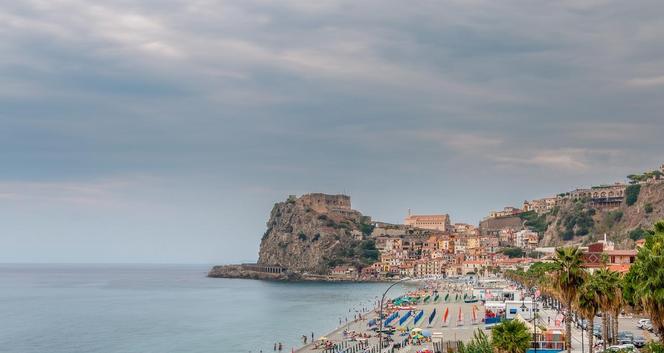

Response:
(637, 319), (651, 329)
(644, 322), (654, 332)
(618, 337), (633, 345)
(633, 336), (646, 348)
(617, 331), (634, 344)
(619, 331), (634, 340)
(605, 344), (638, 353)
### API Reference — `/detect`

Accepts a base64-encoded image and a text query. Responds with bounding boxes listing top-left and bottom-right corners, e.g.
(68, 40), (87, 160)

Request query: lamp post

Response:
(378, 277), (411, 353)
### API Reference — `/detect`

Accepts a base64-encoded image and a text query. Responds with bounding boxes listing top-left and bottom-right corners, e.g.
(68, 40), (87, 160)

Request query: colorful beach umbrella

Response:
(443, 307), (449, 323)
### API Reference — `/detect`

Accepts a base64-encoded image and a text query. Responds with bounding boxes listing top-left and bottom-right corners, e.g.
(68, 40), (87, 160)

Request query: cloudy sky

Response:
(1, 0), (663, 263)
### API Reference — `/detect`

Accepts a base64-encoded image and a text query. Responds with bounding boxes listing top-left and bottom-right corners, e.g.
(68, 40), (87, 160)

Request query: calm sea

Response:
(0, 264), (401, 353)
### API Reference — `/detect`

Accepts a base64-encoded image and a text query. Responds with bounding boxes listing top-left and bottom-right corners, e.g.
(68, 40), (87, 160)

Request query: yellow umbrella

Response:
(318, 336), (328, 341)
(411, 328), (423, 332)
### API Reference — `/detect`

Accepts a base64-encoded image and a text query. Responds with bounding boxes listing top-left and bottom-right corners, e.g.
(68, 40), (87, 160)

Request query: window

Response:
(510, 308), (517, 314)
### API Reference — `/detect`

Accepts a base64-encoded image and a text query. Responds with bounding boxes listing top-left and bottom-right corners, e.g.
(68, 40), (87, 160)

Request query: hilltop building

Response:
(522, 198), (557, 214)
(404, 211), (451, 232)
(485, 206), (523, 220)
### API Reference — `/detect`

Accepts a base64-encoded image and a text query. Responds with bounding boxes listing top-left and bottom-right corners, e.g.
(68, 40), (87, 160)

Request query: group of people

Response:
(312, 340), (335, 350)
(341, 329), (372, 341)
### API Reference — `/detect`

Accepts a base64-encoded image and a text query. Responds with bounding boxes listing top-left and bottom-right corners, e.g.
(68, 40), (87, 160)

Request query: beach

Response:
(295, 280), (487, 353)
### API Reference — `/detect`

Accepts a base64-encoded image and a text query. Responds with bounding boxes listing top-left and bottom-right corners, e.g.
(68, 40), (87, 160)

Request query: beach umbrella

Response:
(422, 329), (432, 337)
(443, 307), (449, 323)
(411, 328), (423, 333)
(318, 336), (328, 341)
(444, 293), (449, 302)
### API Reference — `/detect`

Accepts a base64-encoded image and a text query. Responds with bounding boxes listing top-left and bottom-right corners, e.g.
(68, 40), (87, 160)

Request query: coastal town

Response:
(208, 164), (664, 353)
(324, 164), (664, 282)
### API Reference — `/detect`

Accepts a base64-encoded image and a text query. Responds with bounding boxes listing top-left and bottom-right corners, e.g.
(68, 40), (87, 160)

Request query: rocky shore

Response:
(207, 264), (389, 282)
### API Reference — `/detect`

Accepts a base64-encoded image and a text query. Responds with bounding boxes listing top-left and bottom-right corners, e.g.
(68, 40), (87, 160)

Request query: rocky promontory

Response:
(208, 193), (380, 281)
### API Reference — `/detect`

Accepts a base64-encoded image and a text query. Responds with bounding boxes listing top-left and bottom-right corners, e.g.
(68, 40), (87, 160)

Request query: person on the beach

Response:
(311, 332), (314, 340)
(278, 342), (282, 351)
(273, 343), (276, 351)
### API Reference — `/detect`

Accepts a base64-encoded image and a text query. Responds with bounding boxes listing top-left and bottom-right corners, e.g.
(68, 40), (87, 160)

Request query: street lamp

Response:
(378, 277), (412, 353)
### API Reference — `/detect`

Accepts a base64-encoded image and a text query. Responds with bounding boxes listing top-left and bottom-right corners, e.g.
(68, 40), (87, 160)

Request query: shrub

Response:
(625, 184), (641, 206)
(562, 229), (575, 240)
(359, 223), (375, 236)
(645, 203), (654, 214)
(502, 247), (525, 258)
(297, 232), (308, 241)
(519, 211), (549, 233)
(607, 210), (623, 224)
(360, 240), (379, 263)
(629, 228), (649, 241)
(644, 342), (664, 353)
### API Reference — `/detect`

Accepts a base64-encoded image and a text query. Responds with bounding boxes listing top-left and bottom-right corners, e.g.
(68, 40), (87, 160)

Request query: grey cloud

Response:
(0, 0), (663, 262)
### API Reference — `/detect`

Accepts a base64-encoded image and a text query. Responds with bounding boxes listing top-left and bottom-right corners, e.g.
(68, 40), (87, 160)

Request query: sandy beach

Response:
(294, 281), (488, 353)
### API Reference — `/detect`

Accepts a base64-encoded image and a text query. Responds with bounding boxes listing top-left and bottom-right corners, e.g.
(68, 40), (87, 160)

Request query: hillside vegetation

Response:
(541, 182), (664, 248)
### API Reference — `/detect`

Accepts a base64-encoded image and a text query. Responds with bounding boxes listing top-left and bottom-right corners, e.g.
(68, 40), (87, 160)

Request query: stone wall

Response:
(298, 193), (351, 213)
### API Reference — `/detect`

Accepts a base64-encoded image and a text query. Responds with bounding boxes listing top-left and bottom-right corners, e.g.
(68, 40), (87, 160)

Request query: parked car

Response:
(605, 344), (638, 353)
(594, 325), (603, 339)
(618, 331), (634, 341)
(633, 336), (646, 348)
(637, 319), (651, 329)
(618, 331), (634, 345)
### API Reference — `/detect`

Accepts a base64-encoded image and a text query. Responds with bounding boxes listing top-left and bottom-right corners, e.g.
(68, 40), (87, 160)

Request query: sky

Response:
(1, 0), (664, 264)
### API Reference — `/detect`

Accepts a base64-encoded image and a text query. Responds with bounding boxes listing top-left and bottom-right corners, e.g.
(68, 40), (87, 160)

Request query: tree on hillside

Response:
(624, 220), (664, 339)
(552, 247), (586, 353)
(492, 319), (531, 353)
(502, 247), (525, 258)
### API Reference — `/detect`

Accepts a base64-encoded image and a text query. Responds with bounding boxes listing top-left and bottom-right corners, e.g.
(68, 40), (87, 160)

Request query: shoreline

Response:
(207, 264), (399, 283)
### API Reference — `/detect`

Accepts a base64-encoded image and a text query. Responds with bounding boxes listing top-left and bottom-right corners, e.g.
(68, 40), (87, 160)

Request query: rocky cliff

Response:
(257, 193), (378, 274)
(541, 182), (664, 248)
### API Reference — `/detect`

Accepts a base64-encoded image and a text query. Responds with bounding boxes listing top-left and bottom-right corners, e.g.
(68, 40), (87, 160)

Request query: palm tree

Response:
(593, 268), (616, 350)
(458, 329), (492, 353)
(552, 246), (586, 353)
(608, 271), (624, 345)
(624, 221), (664, 339)
(492, 319), (532, 353)
(576, 272), (601, 353)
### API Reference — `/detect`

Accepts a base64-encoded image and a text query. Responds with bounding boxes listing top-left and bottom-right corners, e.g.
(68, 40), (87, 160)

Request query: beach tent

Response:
(428, 308), (436, 325)
(398, 310), (412, 326)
